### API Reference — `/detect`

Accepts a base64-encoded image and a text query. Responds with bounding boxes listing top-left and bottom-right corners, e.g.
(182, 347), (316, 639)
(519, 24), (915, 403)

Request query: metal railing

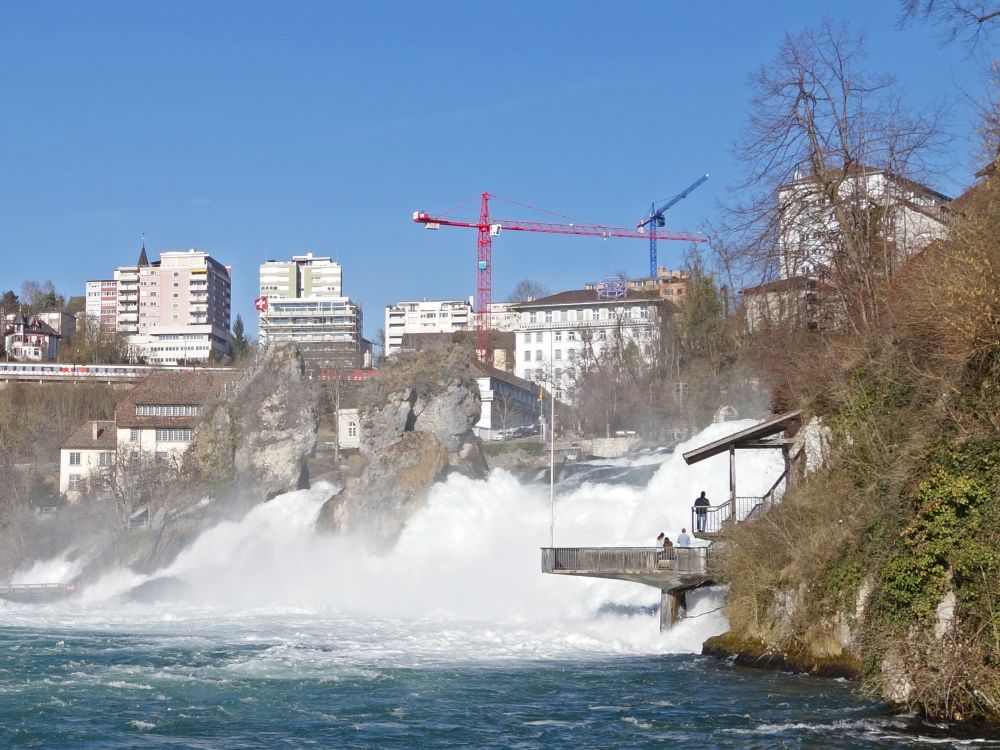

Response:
(0, 583), (74, 600)
(541, 546), (713, 575)
(692, 496), (764, 534)
(691, 466), (790, 534)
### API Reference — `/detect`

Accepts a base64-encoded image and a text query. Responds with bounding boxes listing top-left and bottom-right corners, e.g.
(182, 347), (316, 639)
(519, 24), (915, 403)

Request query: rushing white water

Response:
(4, 420), (784, 660)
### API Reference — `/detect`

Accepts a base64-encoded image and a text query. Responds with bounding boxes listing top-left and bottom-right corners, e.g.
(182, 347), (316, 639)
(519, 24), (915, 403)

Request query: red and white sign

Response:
(254, 296), (269, 312)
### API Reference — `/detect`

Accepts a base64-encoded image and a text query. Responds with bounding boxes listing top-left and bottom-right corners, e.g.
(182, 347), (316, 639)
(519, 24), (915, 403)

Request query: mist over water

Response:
(9, 422), (779, 641)
(4, 422), (989, 748)
(6, 420), (784, 656)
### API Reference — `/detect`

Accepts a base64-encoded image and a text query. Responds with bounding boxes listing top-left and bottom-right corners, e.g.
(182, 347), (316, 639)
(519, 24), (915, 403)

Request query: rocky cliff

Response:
(185, 344), (319, 502)
(76, 345), (321, 580)
(316, 345), (487, 547)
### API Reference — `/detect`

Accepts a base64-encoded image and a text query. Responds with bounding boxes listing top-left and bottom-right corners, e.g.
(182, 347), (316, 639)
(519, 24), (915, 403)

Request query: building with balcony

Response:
(258, 253), (367, 370)
(85, 279), (119, 334)
(106, 246), (232, 364)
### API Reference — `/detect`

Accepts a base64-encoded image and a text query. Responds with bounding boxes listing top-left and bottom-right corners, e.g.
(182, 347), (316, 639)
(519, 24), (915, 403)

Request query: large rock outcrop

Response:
(185, 344), (319, 502)
(316, 345), (487, 547)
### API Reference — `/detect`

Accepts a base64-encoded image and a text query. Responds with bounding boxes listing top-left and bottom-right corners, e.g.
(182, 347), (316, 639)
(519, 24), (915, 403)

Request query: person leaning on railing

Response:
(694, 491), (711, 532)
(656, 532), (675, 561)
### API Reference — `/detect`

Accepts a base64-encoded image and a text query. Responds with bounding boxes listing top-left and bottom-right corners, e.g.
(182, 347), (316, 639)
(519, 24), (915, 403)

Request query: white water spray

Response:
(5, 420), (783, 659)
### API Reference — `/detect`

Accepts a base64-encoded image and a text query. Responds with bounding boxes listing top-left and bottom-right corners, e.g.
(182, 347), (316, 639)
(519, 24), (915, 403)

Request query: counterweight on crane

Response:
(637, 174), (709, 278)
(414, 192), (706, 364)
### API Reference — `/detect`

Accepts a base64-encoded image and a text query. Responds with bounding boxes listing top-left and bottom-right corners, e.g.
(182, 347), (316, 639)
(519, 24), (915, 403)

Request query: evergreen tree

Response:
(231, 314), (250, 360)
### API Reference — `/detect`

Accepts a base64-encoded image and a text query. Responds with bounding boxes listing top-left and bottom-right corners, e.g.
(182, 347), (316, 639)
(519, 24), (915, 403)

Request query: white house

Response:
(59, 420), (117, 499)
(337, 407), (361, 450)
(59, 370), (234, 500)
(114, 371), (233, 459)
(3, 312), (61, 361)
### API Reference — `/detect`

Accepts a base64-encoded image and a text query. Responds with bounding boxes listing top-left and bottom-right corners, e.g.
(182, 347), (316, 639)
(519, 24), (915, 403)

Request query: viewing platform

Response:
(541, 546), (716, 630)
(540, 411), (807, 630)
(0, 583), (75, 602)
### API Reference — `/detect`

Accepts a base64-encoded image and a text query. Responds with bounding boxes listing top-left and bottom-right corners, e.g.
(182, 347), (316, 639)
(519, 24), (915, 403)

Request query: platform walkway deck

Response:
(541, 546), (716, 630)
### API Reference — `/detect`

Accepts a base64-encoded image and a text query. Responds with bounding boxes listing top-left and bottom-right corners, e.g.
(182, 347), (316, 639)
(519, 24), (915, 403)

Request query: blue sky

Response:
(0, 2), (992, 341)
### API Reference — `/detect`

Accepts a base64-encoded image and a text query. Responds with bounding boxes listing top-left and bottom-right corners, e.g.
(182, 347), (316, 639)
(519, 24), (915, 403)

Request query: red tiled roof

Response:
(61, 420), (117, 450)
(114, 370), (235, 429)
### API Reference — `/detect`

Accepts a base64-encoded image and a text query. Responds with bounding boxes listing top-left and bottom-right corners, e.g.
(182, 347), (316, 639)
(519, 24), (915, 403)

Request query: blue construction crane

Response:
(637, 173), (709, 278)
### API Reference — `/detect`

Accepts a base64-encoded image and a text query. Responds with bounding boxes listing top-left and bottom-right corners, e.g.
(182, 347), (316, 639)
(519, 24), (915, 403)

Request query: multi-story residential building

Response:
(258, 253), (366, 370)
(384, 298), (474, 356)
(259, 252), (343, 298)
(513, 288), (663, 394)
(3, 312), (61, 361)
(85, 279), (118, 333)
(106, 247), (233, 364)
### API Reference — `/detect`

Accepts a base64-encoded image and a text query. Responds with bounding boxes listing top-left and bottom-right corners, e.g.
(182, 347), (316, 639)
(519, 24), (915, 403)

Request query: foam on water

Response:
(3, 420), (783, 661)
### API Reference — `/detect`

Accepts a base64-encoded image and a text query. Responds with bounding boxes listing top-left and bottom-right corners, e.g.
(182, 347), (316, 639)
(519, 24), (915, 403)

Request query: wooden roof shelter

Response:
(683, 410), (803, 513)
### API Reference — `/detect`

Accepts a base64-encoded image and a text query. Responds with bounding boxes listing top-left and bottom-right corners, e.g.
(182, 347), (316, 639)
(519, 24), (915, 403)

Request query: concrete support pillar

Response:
(659, 588), (688, 631)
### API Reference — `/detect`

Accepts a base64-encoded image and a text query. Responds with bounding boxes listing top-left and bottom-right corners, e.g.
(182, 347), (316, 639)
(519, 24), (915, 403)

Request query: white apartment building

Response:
(742, 168), (951, 331)
(384, 298), (474, 356)
(109, 247), (232, 364)
(776, 168), (949, 280)
(258, 253), (365, 369)
(85, 279), (118, 333)
(513, 289), (662, 394)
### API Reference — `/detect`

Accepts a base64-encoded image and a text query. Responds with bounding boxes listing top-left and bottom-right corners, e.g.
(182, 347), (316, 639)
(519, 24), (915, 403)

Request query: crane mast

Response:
(638, 174), (709, 278)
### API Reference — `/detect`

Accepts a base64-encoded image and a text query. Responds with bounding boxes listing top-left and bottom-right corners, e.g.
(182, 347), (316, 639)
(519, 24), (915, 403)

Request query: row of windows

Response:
(155, 428), (192, 442)
(524, 349), (579, 362)
(525, 367), (576, 382)
(136, 404), (201, 417)
(68, 452), (112, 467)
(525, 307), (651, 324)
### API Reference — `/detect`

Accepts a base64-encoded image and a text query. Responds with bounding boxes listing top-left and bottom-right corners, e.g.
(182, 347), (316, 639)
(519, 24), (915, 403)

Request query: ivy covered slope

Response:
(710, 175), (1000, 722)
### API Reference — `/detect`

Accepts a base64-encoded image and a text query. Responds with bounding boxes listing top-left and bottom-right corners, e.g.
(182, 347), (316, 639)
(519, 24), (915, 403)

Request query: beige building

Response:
(110, 247), (233, 364)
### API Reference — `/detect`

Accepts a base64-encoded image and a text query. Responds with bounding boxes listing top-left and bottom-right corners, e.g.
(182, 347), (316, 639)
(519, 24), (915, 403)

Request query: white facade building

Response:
(777, 168), (949, 280)
(59, 420), (117, 498)
(742, 168), (951, 331)
(258, 253), (365, 369)
(513, 289), (661, 394)
(384, 298), (474, 356)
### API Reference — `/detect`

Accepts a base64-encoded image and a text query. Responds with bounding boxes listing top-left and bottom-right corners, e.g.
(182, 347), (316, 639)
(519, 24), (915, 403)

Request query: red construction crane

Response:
(413, 192), (706, 364)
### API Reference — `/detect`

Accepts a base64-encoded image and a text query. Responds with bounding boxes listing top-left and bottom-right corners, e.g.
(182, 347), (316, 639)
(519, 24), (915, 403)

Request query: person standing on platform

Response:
(676, 528), (691, 547)
(694, 491), (711, 532)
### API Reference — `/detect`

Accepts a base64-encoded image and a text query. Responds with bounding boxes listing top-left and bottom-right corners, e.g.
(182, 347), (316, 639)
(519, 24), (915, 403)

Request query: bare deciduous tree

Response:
(724, 21), (946, 335)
